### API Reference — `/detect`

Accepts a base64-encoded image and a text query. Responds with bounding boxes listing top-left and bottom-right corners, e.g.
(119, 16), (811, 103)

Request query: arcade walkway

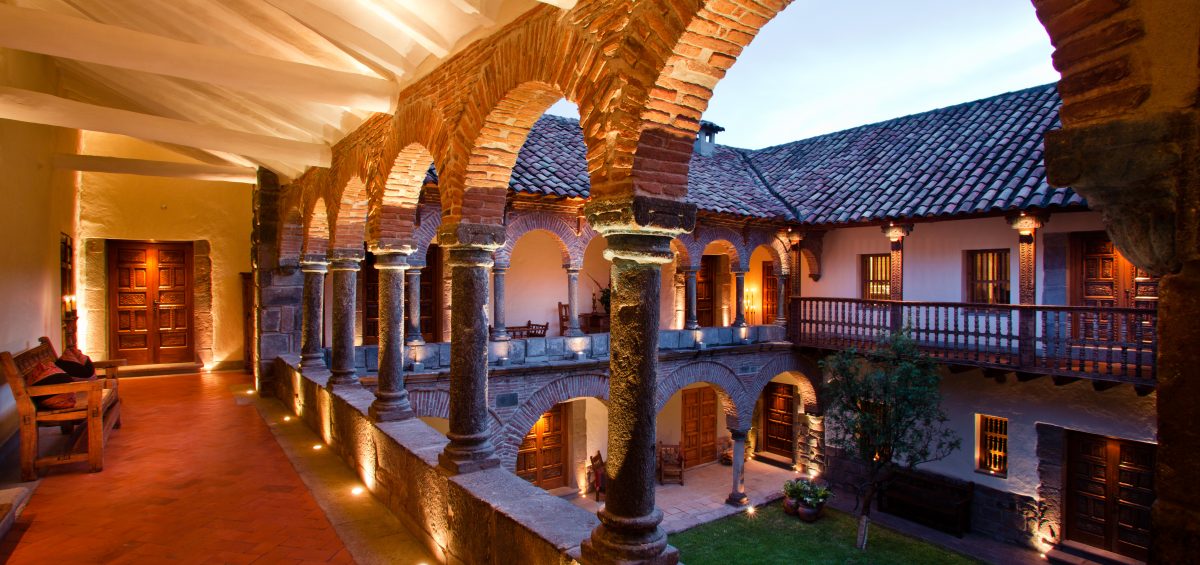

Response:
(0, 372), (423, 564)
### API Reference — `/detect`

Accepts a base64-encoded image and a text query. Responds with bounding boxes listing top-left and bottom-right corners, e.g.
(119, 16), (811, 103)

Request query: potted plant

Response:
(782, 479), (804, 515)
(795, 479), (832, 523)
(587, 274), (611, 314)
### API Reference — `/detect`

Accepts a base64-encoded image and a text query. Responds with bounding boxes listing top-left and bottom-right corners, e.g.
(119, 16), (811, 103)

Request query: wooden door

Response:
(762, 261), (778, 325)
(1076, 233), (1159, 341)
(418, 244), (442, 343)
(761, 382), (795, 458)
(515, 404), (568, 489)
(696, 255), (719, 327)
(108, 241), (194, 365)
(681, 386), (717, 468)
(1065, 432), (1155, 561)
(362, 252), (379, 345)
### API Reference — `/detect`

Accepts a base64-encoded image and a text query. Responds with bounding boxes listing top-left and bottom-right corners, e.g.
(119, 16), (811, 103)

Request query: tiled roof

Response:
(747, 83), (1081, 225)
(439, 83), (1081, 225)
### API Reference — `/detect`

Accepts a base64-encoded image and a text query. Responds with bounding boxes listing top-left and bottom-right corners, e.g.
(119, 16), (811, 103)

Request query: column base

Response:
(564, 328), (585, 337)
(581, 509), (677, 565)
(299, 353), (326, 370)
(327, 370), (359, 388)
(438, 432), (500, 475)
(725, 492), (748, 506)
(437, 451), (500, 475)
(405, 337), (426, 346)
(684, 323), (700, 330)
(369, 400), (415, 423)
(490, 330), (511, 341)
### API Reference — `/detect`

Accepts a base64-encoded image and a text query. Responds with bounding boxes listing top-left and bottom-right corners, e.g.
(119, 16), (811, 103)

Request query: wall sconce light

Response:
(881, 223), (913, 243)
(495, 341), (509, 367)
(1008, 212), (1046, 237)
(786, 228), (802, 247)
(694, 328), (705, 350)
(567, 337), (588, 361)
(409, 345), (425, 372)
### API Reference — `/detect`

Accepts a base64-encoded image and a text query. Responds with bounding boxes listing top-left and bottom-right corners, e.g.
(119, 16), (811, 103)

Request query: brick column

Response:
(328, 257), (361, 388)
(731, 271), (747, 327)
(370, 251), (414, 422)
(299, 260), (328, 371)
(683, 268), (699, 330)
(581, 196), (693, 565)
(491, 264), (510, 341)
(565, 268), (584, 336)
(438, 223), (504, 475)
(405, 267), (424, 345)
(725, 428), (749, 506)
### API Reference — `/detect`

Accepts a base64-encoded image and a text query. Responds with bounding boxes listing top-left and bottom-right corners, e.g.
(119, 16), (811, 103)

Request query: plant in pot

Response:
(795, 479), (832, 523)
(782, 479), (804, 516)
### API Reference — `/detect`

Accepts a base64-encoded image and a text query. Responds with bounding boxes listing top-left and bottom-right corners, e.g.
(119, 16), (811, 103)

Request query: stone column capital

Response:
(603, 233), (677, 265)
(1007, 212), (1049, 235)
(882, 223), (913, 242)
(584, 195), (697, 239)
(566, 267), (581, 274)
(438, 222), (505, 250)
(328, 258), (361, 271)
(728, 428), (750, 440)
(372, 252), (410, 270)
(369, 242), (417, 256)
(299, 260), (328, 273)
(492, 263), (509, 272)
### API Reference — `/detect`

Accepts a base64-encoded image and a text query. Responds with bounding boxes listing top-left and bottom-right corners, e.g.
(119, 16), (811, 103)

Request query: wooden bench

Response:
(878, 468), (974, 537)
(507, 321), (548, 339)
(657, 442), (685, 485)
(0, 337), (124, 481)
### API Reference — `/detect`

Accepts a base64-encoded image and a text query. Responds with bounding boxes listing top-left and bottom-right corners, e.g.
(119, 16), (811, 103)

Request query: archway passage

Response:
(516, 404), (569, 490)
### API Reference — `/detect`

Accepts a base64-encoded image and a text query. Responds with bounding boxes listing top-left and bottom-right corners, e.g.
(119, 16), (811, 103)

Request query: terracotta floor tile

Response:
(0, 373), (351, 564)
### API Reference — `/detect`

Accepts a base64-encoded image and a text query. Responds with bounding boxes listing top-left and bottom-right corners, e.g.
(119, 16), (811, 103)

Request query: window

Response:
(861, 254), (891, 300)
(977, 414), (1008, 477)
(966, 249), (1010, 304)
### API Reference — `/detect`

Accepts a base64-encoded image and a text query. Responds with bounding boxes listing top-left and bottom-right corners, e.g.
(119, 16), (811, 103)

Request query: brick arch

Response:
(411, 206), (442, 268)
(367, 142), (435, 253)
(694, 226), (748, 271)
(495, 211), (582, 269)
(301, 196), (330, 261)
(671, 237), (696, 269)
(745, 230), (788, 275)
(328, 176), (369, 259)
(493, 374), (610, 466)
(656, 361), (748, 429)
(277, 193), (304, 268)
(409, 388), (504, 433)
(746, 353), (823, 415)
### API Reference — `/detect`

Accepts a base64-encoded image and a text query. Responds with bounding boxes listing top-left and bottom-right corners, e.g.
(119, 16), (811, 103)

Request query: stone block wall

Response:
(274, 360), (596, 565)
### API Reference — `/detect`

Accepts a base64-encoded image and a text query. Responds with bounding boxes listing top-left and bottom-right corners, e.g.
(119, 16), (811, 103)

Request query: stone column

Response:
(491, 264), (510, 341)
(565, 268), (584, 336)
(299, 260), (328, 371)
(328, 257), (361, 388)
(405, 267), (424, 345)
(683, 268), (699, 329)
(437, 223), (504, 475)
(581, 195), (693, 565)
(775, 276), (787, 326)
(370, 251), (414, 422)
(731, 271), (747, 327)
(725, 428), (749, 506)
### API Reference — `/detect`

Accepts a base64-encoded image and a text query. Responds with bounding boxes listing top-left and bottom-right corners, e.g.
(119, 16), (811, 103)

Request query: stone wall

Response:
(274, 360), (596, 565)
(254, 172), (303, 386)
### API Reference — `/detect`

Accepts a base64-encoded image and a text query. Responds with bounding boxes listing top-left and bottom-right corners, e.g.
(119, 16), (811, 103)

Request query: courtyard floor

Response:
(570, 458), (795, 533)
(0, 372), (432, 564)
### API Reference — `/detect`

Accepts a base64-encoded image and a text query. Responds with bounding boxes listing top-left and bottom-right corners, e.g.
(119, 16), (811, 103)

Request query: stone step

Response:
(118, 361), (204, 377)
(546, 486), (580, 500)
(0, 486), (33, 541)
(1046, 541), (1144, 565)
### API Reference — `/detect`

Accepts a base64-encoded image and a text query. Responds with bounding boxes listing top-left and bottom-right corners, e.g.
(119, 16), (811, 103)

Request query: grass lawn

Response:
(669, 502), (982, 565)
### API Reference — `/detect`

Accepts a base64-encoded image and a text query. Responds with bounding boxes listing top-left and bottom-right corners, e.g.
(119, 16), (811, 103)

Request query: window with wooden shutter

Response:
(977, 414), (1008, 477)
(966, 249), (1010, 304)
(861, 254), (891, 301)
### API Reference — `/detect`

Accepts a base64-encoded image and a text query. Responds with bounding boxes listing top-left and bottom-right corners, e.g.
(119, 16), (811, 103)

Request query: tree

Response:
(820, 330), (961, 550)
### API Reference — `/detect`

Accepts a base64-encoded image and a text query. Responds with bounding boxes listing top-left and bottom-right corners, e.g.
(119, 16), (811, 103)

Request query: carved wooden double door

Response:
(1065, 431), (1155, 561)
(516, 404), (567, 489)
(108, 241), (194, 365)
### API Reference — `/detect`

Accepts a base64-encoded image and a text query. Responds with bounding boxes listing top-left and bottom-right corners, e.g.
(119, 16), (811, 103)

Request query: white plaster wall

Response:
(745, 246), (774, 325)
(502, 230), (569, 335)
(655, 382), (730, 445)
(0, 48), (77, 444)
(76, 132), (252, 365)
(800, 213), (1107, 302)
(919, 371), (1156, 496)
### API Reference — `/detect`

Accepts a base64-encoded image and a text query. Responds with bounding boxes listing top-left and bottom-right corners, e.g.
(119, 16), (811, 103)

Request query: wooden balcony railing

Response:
(796, 298), (1157, 384)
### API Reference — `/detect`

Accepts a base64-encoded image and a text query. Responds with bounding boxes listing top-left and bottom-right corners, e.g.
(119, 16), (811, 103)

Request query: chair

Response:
(657, 442), (685, 485)
(0, 337), (124, 481)
(589, 451), (607, 501)
(558, 302), (570, 335)
(508, 321), (549, 339)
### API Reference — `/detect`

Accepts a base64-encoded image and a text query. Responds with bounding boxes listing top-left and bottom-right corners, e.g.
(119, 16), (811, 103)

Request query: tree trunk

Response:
(856, 483), (877, 550)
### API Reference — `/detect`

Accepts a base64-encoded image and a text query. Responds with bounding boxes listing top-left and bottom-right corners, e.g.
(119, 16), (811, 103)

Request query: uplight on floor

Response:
(352, 486), (364, 496)
(312, 444), (322, 450)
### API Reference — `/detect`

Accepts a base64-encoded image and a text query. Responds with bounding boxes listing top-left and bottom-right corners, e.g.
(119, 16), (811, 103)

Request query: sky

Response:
(545, 0), (1059, 150)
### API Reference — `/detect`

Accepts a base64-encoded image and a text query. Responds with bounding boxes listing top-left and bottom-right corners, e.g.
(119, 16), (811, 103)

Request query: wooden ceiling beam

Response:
(0, 5), (397, 112)
(0, 86), (331, 167)
(534, 0), (578, 9)
(264, 0), (415, 80)
(54, 154), (259, 183)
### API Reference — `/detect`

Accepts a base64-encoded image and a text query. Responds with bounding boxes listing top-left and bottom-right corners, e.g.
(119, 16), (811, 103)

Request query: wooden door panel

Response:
(762, 261), (777, 325)
(109, 241), (194, 365)
(762, 382), (795, 458)
(697, 255), (718, 328)
(680, 387), (717, 468)
(1066, 431), (1156, 561)
(111, 245), (154, 365)
(515, 405), (567, 489)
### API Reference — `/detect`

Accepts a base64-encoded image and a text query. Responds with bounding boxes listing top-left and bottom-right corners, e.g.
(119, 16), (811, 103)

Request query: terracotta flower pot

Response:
(795, 502), (825, 523)
(783, 497), (800, 515)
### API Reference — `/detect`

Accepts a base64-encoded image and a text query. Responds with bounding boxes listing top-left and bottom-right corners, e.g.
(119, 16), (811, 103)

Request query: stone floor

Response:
(571, 458), (795, 534)
(0, 372), (428, 564)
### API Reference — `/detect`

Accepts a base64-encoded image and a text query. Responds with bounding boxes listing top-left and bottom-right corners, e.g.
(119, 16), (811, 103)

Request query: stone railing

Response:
(325, 324), (788, 374)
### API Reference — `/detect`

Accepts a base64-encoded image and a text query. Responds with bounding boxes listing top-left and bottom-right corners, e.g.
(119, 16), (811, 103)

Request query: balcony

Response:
(795, 298), (1157, 389)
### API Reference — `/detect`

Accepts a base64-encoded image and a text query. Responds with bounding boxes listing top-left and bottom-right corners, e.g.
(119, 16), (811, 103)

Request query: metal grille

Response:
(978, 414), (1008, 476)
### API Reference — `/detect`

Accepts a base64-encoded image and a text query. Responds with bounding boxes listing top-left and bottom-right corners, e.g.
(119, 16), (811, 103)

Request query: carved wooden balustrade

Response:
(796, 298), (1156, 386)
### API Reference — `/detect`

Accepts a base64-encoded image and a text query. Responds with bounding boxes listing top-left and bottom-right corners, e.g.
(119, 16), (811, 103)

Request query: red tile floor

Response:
(1, 372), (353, 564)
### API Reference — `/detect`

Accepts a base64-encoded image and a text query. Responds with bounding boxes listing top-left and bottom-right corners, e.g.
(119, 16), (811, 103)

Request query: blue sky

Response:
(546, 0), (1059, 150)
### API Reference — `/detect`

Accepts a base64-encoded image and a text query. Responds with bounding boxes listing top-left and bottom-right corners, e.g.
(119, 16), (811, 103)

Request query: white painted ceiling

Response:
(11, 0), (546, 179)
